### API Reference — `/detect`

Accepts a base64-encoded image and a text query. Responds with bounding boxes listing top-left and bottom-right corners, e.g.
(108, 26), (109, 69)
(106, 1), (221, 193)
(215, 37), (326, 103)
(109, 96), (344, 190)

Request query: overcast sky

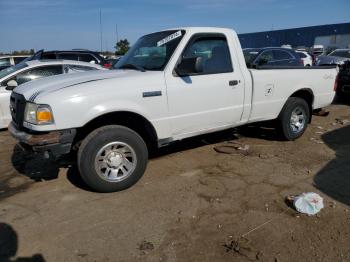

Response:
(0, 0), (349, 53)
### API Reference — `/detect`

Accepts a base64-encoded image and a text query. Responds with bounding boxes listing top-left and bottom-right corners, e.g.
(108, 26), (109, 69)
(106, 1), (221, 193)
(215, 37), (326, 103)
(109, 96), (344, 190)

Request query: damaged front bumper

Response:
(8, 122), (76, 157)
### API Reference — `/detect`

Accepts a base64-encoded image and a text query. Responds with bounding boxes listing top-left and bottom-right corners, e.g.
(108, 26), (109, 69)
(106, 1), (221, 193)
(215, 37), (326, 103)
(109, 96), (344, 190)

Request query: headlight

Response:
(24, 102), (54, 125)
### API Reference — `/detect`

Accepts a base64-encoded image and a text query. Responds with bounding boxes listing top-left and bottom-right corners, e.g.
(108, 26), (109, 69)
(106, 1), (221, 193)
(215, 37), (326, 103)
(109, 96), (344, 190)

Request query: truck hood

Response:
(14, 69), (152, 101)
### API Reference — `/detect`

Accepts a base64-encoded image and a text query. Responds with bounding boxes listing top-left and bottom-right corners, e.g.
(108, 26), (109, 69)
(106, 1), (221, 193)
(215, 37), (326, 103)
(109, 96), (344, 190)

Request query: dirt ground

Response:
(0, 100), (350, 262)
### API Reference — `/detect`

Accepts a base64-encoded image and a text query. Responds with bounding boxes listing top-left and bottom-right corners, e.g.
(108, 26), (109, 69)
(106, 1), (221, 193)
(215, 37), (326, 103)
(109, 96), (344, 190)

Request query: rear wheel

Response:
(78, 125), (148, 192)
(277, 97), (310, 141)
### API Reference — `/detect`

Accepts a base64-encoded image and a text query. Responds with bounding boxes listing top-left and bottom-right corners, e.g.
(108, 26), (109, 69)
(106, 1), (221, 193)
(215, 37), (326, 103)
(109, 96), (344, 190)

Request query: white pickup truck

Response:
(9, 27), (337, 192)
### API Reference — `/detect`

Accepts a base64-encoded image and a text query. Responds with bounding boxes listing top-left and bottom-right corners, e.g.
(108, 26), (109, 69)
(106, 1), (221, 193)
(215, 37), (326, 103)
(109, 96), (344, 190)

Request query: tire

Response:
(78, 125), (148, 192)
(277, 97), (310, 141)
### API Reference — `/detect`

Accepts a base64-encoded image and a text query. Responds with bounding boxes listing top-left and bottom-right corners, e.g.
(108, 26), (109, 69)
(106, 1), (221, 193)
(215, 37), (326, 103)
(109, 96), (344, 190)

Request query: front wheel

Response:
(78, 125), (148, 192)
(277, 97), (310, 141)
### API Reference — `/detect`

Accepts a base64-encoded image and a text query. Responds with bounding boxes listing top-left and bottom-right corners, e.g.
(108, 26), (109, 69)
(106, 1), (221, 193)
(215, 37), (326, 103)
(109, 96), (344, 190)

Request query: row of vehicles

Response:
(3, 27), (338, 193)
(0, 49), (114, 71)
(242, 47), (350, 98)
(243, 46), (350, 67)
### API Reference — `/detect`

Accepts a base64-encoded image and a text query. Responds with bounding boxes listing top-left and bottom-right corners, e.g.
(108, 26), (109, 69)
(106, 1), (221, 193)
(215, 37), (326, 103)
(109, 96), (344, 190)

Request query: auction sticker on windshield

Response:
(157, 31), (182, 47)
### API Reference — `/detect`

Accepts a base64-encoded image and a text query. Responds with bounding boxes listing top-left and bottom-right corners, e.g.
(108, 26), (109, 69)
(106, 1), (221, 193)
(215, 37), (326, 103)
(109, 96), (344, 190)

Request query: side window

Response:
(297, 52), (306, 58)
(41, 53), (57, 59)
(13, 57), (27, 64)
(64, 65), (97, 73)
(257, 51), (274, 65)
(57, 53), (79, 61)
(182, 36), (233, 74)
(15, 65), (63, 85)
(79, 54), (98, 64)
(0, 58), (11, 67)
(273, 50), (293, 60)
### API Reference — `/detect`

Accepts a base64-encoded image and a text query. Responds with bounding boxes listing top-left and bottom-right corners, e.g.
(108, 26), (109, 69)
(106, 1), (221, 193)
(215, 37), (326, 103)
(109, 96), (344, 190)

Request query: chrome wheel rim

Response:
(94, 142), (137, 182)
(290, 107), (306, 134)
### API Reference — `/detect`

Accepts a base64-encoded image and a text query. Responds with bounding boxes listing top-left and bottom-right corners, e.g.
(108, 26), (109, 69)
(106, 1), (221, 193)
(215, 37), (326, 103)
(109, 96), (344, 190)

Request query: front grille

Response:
(10, 92), (26, 130)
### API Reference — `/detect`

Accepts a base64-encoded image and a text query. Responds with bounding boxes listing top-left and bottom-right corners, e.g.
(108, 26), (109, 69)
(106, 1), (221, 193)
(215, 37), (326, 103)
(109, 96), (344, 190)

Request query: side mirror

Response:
(175, 57), (203, 76)
(5, 80), (18, 91)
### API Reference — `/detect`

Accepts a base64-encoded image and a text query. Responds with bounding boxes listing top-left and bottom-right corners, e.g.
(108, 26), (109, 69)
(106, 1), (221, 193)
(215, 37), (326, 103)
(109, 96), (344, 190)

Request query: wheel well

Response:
(73, 112), (158, 151)
(290, 89), (314, 122)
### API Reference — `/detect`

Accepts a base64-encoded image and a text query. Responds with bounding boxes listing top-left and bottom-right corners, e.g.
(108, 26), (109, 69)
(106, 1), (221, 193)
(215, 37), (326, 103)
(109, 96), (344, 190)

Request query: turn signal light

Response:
(37, 111), (53, 122)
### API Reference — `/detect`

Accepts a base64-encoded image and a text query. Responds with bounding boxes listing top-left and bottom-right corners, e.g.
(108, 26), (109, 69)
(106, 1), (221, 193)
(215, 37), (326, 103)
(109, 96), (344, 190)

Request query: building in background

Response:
(238, 23), (350, 51)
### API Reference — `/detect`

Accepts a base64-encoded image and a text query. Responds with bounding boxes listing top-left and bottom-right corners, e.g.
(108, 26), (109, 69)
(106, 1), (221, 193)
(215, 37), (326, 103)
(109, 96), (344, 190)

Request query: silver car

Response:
(0, 60), (104, 128)
(316, 49), (350, 66)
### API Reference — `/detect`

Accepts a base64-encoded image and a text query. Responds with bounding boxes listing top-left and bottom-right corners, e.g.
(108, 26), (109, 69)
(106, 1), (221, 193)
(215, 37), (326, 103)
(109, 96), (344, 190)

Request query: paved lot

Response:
(0, 102), (350, 262)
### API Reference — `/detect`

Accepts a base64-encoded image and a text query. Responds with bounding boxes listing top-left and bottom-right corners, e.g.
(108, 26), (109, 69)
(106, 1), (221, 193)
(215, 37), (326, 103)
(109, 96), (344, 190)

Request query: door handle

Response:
(229, 80), (239, 86)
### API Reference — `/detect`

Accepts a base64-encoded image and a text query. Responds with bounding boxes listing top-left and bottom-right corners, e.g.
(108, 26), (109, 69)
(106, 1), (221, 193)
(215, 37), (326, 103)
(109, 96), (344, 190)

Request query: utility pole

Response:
(116, 24), (119, 44)
(99, 9), (103, 52)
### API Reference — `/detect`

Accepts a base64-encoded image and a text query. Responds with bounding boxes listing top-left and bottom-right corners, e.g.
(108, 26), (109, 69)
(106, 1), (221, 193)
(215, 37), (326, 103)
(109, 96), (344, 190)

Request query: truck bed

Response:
(247, 66), (337, 123)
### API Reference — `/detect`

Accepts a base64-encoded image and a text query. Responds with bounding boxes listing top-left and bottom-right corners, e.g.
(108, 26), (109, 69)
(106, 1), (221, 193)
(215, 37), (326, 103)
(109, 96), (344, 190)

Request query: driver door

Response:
(165, 34), (245, 138)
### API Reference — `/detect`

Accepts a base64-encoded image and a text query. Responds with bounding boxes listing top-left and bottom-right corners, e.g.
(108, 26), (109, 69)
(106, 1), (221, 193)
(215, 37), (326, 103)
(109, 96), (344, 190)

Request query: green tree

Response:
(114, 39), (130, 56)
(10, 49), (35, 55)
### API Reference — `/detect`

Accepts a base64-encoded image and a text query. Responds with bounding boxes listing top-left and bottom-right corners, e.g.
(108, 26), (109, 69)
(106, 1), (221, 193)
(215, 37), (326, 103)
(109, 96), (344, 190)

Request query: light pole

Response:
(99, 9), (103, 52)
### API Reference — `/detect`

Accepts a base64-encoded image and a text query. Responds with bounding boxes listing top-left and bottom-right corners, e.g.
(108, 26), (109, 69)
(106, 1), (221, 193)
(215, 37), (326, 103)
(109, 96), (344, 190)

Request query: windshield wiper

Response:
(119, 63), (146, 72)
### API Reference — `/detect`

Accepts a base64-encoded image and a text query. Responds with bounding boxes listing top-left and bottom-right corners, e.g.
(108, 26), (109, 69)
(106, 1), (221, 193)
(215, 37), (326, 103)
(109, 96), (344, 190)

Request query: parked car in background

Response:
(281, 44), (292, 49)
(27, 49), (112, 68)
(105, 58), (118, 67)
(243, 47), (303, 68)
(316, 49), (350, 66)
(106, 56), (123, 68)
(0, 55), (29, 71)
(9, 27), (336, 192)
(296, 51), (313, 66)
(336, 60), (350, 98)
(311, 45), (324, 58)
(0, 60), (103, 128)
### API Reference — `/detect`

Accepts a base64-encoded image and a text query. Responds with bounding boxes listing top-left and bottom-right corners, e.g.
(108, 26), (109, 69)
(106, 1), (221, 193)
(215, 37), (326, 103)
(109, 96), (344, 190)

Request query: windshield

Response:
(0, 63), (28, 79)
(329, 50), (350, 58)
(243, 49), (260, 65)
(114, 30), (185, 71)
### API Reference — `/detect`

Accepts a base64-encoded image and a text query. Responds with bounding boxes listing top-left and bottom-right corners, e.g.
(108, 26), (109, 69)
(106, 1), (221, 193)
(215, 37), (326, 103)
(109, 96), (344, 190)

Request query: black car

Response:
(26, 49), (111, 68)
(243, 47), (303, 68)
(336, 60), (350, 98)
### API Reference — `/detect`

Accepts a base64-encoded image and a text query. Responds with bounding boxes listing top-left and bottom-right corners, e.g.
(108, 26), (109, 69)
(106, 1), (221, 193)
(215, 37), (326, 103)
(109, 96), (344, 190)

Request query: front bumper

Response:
(8, 122), (76, 157)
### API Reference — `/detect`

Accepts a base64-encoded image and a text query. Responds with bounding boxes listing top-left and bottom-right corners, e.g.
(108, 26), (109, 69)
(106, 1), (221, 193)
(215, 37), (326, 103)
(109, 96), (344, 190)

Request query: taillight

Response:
(334, 74), (339, 91)
(299, 59), (304, 66)
(103, 63), (112, 69)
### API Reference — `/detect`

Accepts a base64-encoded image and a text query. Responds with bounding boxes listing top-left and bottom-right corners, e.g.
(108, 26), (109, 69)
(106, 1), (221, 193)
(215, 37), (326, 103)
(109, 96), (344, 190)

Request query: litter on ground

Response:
(286, 192), (324, 216)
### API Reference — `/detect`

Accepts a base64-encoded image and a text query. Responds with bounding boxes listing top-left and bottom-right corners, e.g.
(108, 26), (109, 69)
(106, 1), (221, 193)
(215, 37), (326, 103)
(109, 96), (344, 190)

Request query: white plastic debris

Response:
(293, 192), (324, 216)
